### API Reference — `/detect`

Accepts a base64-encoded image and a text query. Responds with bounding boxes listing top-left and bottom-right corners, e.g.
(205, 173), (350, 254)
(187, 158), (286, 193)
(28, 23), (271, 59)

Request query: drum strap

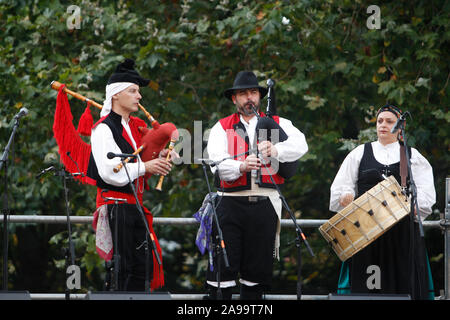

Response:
(400, 144), (408, 188)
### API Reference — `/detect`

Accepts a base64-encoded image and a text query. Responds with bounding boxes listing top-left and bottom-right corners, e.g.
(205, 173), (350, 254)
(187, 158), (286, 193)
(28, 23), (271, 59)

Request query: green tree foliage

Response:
(0, 0), (448, 295)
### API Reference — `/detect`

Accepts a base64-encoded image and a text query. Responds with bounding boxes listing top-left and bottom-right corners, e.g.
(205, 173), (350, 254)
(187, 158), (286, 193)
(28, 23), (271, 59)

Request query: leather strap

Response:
(400, 144), (408, 188)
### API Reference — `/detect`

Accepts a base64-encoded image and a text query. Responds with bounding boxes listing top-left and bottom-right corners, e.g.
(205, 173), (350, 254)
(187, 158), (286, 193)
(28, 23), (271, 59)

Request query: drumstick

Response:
(113, 145), (144, 173)
(155, 138), (177, 191)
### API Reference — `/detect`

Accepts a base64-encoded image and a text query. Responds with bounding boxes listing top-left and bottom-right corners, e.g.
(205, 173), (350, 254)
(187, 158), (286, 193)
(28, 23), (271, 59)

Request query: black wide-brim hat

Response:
(107, 58), (150, 87)
(223, 71), (268, 100)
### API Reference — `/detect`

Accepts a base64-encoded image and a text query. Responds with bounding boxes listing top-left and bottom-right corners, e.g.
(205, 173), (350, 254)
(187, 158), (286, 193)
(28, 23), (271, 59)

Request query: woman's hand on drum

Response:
(339, 193), (354, 207)
(144, 158), (172, 176)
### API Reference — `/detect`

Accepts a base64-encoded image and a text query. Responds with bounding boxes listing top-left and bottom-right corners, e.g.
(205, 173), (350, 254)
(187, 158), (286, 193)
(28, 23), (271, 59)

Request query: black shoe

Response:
(203, 285), (233, 300)
(240, 284), (263, 300)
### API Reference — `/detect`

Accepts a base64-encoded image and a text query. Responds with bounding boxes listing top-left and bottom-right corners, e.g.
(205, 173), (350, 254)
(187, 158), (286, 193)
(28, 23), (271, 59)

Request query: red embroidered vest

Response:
(216, 113), (285, 192)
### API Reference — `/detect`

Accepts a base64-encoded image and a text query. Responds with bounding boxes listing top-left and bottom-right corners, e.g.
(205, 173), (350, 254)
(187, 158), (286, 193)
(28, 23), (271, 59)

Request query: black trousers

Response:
(206, 196), (278, 287)
(107, 203), (153, 291)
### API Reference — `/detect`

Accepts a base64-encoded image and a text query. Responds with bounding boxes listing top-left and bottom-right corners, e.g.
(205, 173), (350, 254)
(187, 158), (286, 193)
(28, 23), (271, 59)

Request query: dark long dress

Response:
(337, 143), (434, 300)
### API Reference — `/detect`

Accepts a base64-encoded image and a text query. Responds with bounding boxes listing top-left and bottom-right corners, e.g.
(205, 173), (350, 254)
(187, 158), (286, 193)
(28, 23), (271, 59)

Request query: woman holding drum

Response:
(329, 104), (436, 299)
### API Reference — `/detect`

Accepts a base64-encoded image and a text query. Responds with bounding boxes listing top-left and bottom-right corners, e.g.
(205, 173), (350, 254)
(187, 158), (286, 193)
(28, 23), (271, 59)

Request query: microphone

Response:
(66, 151), (85, 177)
(250, 104), (260, 119)
(390, 113), (407, 133)
(266, 78), (276, 117)
(107, 152), (137, 159)
(14, 107), (29, 120)
(36, 166), (55, 178)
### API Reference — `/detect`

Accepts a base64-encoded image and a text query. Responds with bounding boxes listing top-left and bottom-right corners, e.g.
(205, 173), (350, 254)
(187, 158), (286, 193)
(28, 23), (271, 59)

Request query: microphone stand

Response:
(257, 154), (315, 300)
(60, 168), (76, 300)
(116, 154), (161, 292)
(41, 165), (78, 300)
(1, 115), (24, 291)
(38, 152), (82, 299)
(258, 155), (315, 300)
(250, 105), (314, 299)
(395, 113), (424, 237)
(100, 190), (127, 291)
(199, 160), (229, 299)
(395, 112), (424, 299)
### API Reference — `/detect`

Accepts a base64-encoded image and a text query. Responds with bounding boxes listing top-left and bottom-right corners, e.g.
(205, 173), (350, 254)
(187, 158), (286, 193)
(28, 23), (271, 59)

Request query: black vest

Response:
(87, 111), (136, 194)
(357, 142), (410, 196)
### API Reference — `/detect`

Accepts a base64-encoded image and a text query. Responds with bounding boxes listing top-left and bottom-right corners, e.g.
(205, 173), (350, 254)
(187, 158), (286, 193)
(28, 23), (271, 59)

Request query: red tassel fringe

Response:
(52, 85), (92, 185)
(77, 101), (94, 137)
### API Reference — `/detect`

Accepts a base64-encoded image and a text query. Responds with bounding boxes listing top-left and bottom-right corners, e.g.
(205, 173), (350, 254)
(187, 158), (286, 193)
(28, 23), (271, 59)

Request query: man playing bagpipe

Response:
(53, 59), (176, 291)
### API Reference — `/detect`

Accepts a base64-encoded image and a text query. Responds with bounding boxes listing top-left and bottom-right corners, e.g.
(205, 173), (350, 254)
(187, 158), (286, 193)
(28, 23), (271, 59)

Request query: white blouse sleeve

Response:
(91, 123), (145, 187)
(329, 144), (365, 212)
(410, 148), (436, 219)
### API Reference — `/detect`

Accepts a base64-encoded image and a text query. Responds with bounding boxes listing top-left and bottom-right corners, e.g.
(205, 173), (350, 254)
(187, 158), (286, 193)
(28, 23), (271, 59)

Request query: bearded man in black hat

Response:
(205, 71), (308, 299)
(87, 59), (173, 291)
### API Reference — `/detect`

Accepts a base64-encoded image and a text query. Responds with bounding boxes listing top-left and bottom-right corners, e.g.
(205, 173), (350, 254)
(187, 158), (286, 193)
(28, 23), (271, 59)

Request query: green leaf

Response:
(415, 77), (430, 88)
(303, 95), (326, 110)
(332, 61), (349, 74)
(431, 110), (450, 122)
(377, 80), (395, 95)
(196, 19), (210, 33)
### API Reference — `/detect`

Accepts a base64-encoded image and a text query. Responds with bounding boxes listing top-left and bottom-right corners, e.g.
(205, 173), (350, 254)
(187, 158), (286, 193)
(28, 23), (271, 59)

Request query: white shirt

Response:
(207, 114), (308, 182)
(329, 141), (436, 220)
(91, 118), (145, 187)
(205, 113), (308, 287)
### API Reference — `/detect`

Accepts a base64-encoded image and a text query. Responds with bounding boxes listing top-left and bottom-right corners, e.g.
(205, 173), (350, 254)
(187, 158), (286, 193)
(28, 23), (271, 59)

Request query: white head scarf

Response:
(100, 82), (135, 118)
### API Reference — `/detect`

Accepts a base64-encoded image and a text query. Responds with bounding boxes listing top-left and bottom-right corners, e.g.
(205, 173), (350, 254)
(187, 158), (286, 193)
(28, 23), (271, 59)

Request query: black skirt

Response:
(339, 214), (432, 299)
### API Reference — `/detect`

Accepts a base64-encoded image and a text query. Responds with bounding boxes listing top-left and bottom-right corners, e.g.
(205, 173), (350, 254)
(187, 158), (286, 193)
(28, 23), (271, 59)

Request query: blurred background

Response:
(0, 0), (448, 297)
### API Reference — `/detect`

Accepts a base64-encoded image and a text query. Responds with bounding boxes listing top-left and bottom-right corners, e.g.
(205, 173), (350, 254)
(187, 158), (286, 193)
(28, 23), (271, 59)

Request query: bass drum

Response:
(319, 176), (410, 261)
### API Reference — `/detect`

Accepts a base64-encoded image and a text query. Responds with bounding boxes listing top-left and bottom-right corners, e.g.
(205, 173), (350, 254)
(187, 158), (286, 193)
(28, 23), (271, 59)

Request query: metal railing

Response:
(1, 209), (448, 300)
(0, 214), (443, 228)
